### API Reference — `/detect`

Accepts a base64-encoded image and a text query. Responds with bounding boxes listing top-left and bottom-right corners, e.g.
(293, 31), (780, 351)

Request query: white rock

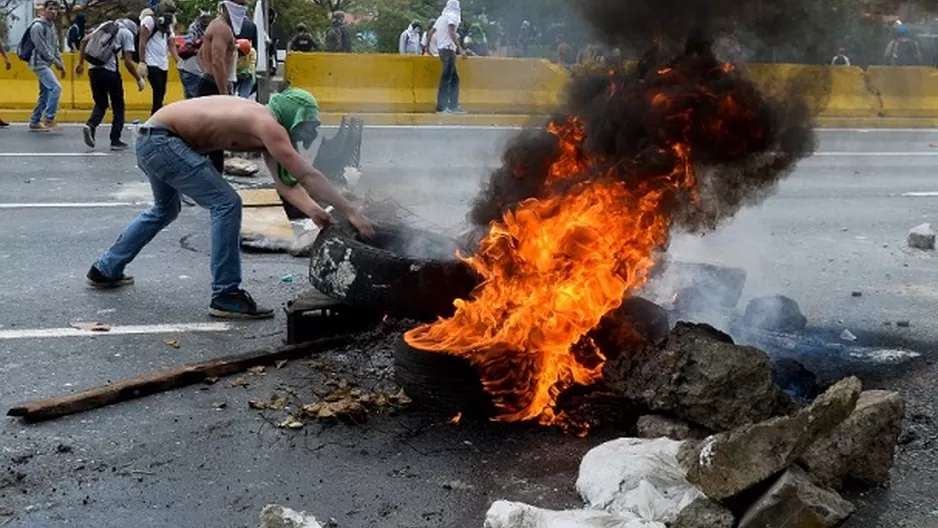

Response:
(259, 504), (322, 528)
(840, 329), (857, 342)
(576, 438), (703, 524)
(907, 223), (936, 250)
(484, 501), (661, 528)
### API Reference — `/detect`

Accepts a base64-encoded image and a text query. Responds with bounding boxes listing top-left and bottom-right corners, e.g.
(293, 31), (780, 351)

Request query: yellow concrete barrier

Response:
(865, 66), (938, 118)
(284, 52), (568, 114)
(740, 64), (880, 118)
(0, 54), (76, 111)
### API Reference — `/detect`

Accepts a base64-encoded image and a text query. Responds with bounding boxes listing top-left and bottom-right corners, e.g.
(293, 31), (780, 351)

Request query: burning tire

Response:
(308, 222), (478, 320)
(394, 337), (495, 418)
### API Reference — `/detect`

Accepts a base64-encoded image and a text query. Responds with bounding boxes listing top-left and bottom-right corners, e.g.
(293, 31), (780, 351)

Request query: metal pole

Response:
(255, 0), (272, 103)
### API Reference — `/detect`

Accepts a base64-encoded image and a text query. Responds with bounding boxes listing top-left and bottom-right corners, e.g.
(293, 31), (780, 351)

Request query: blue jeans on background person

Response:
(236, 77), (255, 98)
(94, 129), (243, 297)
(436, 48), (460, 112)
(179, 70), (201, 99)
(30, 66), (62, 124)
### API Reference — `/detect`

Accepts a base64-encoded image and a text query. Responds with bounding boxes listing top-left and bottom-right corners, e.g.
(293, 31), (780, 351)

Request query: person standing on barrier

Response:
(427, 1), (466, 114)
(76, 18), (145, 151)
(24, 0), (66, 133)
(139, 2), (180, 115)
(0, 41), (10, 128)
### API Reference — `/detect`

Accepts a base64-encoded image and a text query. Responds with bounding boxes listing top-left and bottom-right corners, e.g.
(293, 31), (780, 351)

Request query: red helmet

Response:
(237, 38), (252, 56)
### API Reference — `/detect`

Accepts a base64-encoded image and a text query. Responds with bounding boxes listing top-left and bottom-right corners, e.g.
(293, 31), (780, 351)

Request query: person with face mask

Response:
(399, 20), (421, 55)
(138, 1), (180, 115)
(426, 0), (467, 113)
(85, 88), (375, 319)
(197, 0), (248, 174)
(176, 10), (212, 98)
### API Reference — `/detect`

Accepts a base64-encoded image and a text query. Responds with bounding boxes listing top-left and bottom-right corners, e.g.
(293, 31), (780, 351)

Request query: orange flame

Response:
(404, 118), (696, 432)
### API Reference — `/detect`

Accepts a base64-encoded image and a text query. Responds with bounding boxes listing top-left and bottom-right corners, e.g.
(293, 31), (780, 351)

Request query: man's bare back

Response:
(147, 96), (270, 153)
(198, 17), (236, 94)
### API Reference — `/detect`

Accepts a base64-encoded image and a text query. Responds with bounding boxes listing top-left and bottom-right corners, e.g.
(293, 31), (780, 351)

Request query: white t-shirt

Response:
(141, 15), (175, 71)
(89, 26), (136, 73)
(433, 13), (458, 51)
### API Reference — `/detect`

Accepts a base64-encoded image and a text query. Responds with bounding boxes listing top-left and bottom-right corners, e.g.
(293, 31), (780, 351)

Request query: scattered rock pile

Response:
(486, 322), (906, 528)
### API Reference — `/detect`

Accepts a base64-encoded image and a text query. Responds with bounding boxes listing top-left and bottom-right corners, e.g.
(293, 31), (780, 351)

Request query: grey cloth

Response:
(89, 27), (136, 73)
(28, 18), (64, 71)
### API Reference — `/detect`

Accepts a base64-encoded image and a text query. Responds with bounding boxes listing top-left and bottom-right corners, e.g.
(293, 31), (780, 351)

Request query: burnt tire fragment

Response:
(308, 222), (478, 320)
(393, 337), (495, 419)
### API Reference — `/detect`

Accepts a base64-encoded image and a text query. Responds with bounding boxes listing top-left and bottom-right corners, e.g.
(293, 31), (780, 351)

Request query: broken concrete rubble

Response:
(669, 498), (734, 528)
(225, 157), (260, 177)
(907, 222), (936, 250)
(799, 390), (905, 490)
(741, 294), (807, 332)
(619, 323), (793, 431)
(678, 376), (862, 500)
(259, 504), (322, 528)
(635, 415), (708, 441)
(737, 467), (855, 528)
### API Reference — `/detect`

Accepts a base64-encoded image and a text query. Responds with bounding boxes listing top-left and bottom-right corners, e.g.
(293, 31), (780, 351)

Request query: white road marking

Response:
(0, 152), (108, 157)
(0, 202), (146, 209)
(0, 322), (232, 340)
(901, 192), (938, 197)
(812, 151), (938, 156)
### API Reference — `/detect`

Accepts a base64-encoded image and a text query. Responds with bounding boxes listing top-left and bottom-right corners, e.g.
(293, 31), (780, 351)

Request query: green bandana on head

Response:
(267, 88), (321, 186)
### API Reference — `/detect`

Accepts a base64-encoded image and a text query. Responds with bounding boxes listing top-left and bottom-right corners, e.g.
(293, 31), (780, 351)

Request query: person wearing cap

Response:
(288, 23), (318, 52)
(85, 89), (375, 319)
(235, 38), (256, 98)
(76, 18), (145, 150)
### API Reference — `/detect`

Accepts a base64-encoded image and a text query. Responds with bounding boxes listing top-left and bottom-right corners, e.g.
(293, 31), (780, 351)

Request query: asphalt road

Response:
(1, 125), (937, 527)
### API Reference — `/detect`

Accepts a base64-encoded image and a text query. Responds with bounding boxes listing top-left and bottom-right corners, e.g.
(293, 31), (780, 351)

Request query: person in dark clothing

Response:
(325, 11), (352, 52)
(76, 18), (145, 150)
(289, 24), (319, 52)
(237, 16), (257, 50)
(885, 25), (923, 66)
(67, 12), (86, 51)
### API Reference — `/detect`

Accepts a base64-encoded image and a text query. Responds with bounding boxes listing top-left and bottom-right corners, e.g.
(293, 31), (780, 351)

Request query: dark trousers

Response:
(195, 74), (226, 175)
(147, 66), (168, 115)
(87, 68), (125, 144)
(436, 49), (460, 112)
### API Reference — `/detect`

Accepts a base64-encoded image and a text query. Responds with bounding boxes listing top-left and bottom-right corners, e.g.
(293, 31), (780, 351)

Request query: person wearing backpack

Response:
(75, 18), (145, 151)
(325, 12), (352, 52)
(19, 0), (67, 133)
(885, 25), (923, 66)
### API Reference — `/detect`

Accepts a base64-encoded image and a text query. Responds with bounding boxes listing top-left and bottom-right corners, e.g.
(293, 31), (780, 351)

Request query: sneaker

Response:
(28, 122), (49, 133)
(0, 120), (9, 128)
(450, 107), (467, 114)
(82, 125), (96, 148)
(209, 290), (275, 320)
(110, 140), (129, 151)
(86, 265), (135, 289)
(41, 119), (61, 132)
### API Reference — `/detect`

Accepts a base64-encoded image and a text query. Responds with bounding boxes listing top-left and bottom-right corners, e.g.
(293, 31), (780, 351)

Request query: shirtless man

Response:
(86, 88), (374, 319)
(197, 0), (245, 174)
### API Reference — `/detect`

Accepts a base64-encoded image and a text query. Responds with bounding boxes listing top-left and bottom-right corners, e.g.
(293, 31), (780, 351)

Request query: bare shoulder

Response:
(250, 104), (287, 141)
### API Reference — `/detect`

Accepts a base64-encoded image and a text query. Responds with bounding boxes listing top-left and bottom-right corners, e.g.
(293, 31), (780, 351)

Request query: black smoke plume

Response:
(467, 0), (827, 239)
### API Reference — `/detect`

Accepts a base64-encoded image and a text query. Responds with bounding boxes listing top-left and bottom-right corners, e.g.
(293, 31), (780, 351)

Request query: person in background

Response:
(422, 18), (438, 56)
(0, 41), (10, 128)
(884, 25), (923, 65)
(177, 10), (212, 99)
(325, 11), (352, 52)
(197, 0), (249, 175)
(399, 20), (421, 55)
(139, 1), (181, 115)
(76, 18), (144, 151)
(555, 35), (576, 66)
(464, 22), (488, 57)
(831, 47), (851, 65)
(27, 0), (66, 133)
(289, 23), (318, 52)
(426, 0), (466, 114)
(235, 38), (256, 98)
(66, 11), (86, 51)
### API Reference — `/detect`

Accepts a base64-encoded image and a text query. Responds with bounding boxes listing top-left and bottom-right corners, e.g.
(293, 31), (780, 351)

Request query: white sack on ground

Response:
(484, 500), (664, 528)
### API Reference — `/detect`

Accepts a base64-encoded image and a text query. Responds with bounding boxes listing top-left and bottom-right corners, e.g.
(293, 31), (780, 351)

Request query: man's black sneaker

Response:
(110, 140), (129, 151)
(209, 290), (275, 320)
(86, 265), (134, 288)
(0, 120), (9, 128)
(82, 125), (95, 148)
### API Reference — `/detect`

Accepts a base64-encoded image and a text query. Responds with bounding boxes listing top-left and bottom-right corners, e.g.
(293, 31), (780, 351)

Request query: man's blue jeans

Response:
(94, 129), (243, 297)
(30, 66), (62, 124)
(179, 70), (201, 99)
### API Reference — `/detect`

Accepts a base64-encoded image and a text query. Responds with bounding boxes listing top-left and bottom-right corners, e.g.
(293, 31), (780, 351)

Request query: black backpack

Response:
(83, 21), (120, 66)
(895, 39), (919, 65)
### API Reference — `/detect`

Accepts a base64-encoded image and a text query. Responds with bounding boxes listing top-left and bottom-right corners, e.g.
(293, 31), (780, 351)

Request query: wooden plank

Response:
(241, 206), (297, 252)
(238, 188), (283, 207)
(7, 336), (349, 423)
